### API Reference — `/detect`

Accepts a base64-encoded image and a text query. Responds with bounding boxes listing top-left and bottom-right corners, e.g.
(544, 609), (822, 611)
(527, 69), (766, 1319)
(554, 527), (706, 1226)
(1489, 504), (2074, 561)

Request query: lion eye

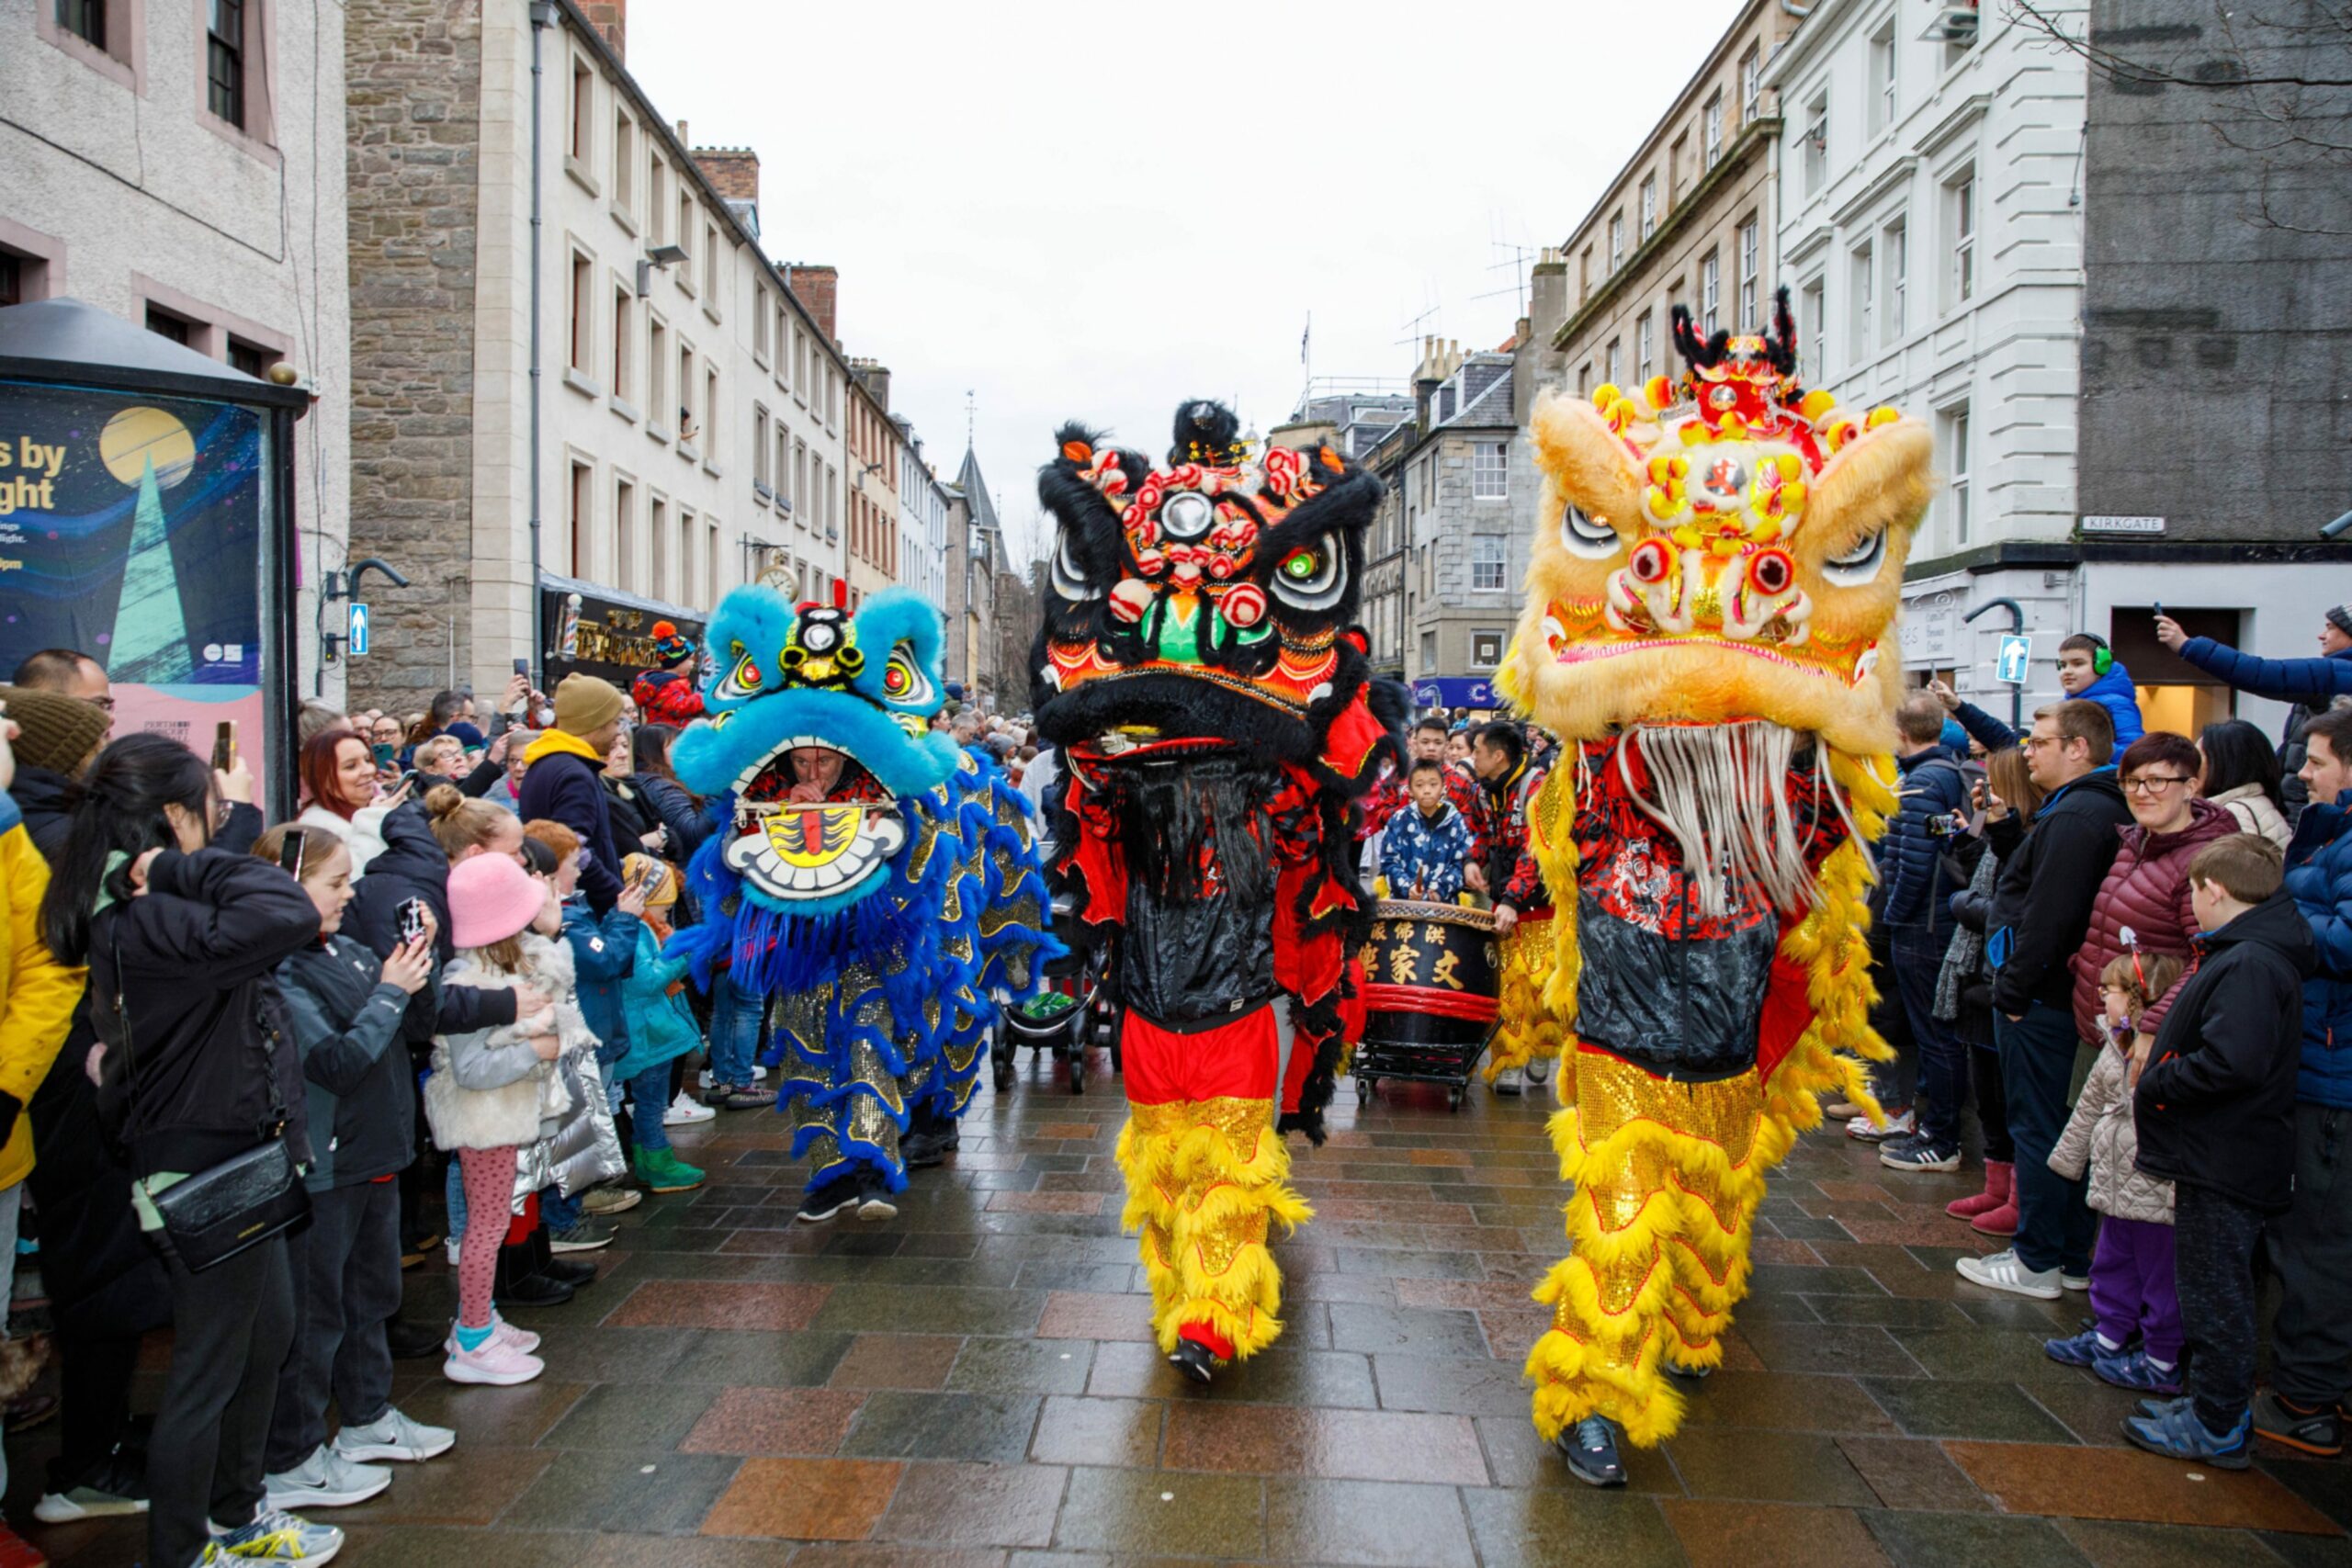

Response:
(1269, 533), (1346, 612)
(1560, 504), (1619, 560)
(880, 642), (934, 707)
(1821, 529), (1887, 587)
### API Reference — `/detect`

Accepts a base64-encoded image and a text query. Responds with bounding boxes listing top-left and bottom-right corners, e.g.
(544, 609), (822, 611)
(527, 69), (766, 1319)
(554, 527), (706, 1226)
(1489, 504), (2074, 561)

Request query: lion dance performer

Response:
(668, 582), (1057, 1222)
(1032, 400), (1403, 1382)
(1502, 291), (1932, 1483)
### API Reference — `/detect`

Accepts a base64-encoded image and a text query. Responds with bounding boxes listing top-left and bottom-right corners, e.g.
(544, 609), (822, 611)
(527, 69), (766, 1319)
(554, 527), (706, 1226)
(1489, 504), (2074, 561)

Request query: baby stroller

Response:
(993, 897), (1119, 1093)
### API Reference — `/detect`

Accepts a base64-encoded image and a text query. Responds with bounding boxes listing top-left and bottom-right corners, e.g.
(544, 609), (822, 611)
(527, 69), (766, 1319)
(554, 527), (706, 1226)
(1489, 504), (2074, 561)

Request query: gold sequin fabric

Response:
(1522, 1049), (1768, 1449)
(1115, 1096), (1309, 1360)
(1487, 913), (1567, 1079)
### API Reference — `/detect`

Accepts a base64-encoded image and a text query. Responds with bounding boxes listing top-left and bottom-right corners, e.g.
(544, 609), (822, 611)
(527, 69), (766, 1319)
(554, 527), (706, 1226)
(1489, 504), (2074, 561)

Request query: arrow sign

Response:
(349, 602), (371, 658)
(1996, 633), (2030, 685)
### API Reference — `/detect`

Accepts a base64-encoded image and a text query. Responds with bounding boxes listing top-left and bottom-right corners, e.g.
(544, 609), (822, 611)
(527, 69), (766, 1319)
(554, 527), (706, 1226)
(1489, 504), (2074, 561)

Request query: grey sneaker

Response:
(262, 1443), (389, 1510)
(333, 1406), (455, 1463)
(548, 1221), (617, 1253)
(1525, 1057), (1553, 1086)
(1955, 1248), (2063, 1300)
(33, 1453), (148, 1521)
(1493, 1066), (1526, 1097)
(579, 1185), (642, 1216)
(217, 1505), (346, 1560)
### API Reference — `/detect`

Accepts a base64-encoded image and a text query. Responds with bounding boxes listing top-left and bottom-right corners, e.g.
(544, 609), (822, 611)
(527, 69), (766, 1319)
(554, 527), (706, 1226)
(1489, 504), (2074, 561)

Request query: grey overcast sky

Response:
(625, 0), (1744, 565)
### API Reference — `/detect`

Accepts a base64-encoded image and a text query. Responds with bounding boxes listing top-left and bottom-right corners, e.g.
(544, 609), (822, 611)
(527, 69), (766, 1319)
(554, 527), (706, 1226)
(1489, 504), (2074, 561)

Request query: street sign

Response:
(2081, 515), (2165, 535)
(348, 602), (370, 658)
(1996, 633), (2030, 684)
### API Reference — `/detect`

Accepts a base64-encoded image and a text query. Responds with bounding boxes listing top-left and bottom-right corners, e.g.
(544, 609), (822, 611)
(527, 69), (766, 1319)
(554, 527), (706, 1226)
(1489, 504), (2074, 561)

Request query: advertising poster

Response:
(0, 378), (270, 780)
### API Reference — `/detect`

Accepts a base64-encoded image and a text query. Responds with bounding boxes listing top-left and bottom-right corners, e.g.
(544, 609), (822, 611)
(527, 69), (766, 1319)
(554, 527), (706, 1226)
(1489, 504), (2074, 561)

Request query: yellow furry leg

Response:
(1524, 1051), (1769, 1449)
(1486, 914), (1567, 1080)
(1115, 1098), (1310, 1360)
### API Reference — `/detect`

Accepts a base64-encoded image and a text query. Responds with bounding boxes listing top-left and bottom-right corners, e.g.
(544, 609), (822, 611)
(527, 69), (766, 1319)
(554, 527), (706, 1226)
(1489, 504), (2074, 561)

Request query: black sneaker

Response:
(855, 1169), (899, 1222)
(492, 1269), (573, 1309)
(1168, 1339), (1222, 1385)
(1555, 1415), (1627, 1487)
(1662, 1359), (1714, 1382)
(900, 1130), (961, 1168)
(540, 1255), (599, 1287)
(385, 1314), (447, 1361)
(1880, 1137), (1962, 1173)
(2253, 1390), (2345, 1456)
(797, 1172), (862, 1224)
(710, 1084), (771, 1111)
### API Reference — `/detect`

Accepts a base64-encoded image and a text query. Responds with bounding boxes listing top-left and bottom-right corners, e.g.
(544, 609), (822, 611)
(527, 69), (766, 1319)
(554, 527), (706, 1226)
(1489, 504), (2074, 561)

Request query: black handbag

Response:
(102, 934), (311, 1272)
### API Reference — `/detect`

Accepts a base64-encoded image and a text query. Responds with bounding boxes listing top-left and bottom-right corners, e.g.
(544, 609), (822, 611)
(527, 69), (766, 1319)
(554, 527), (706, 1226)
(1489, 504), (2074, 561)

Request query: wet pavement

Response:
(17, 1049), (2352, 1567)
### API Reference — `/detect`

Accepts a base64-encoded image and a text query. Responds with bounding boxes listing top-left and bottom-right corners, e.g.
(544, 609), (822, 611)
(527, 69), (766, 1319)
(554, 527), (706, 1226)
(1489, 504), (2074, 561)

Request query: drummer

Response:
(1380, 759), (1476, 904)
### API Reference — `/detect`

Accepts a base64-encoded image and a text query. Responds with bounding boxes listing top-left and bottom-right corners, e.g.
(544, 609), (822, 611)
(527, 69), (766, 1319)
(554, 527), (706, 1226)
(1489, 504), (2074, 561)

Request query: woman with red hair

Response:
(296, 728), (398, 875)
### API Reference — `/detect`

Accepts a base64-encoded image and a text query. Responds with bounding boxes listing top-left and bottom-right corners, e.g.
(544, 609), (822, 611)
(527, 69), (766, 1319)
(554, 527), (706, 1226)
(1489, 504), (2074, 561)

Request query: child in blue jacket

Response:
(615, 854), (706, 1192)
(1381, 759), (1476, 903)
(2059, 634), (2144, 750)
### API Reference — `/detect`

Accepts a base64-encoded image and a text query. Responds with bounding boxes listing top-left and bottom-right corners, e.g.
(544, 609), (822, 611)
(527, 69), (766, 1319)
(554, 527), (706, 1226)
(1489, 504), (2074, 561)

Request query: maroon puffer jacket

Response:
(2069, 796), (2238, 1044)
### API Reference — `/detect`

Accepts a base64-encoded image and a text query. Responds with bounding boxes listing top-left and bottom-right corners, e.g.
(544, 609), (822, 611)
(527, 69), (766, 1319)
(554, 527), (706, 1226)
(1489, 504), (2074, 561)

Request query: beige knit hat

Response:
(551, 673), (622, 736)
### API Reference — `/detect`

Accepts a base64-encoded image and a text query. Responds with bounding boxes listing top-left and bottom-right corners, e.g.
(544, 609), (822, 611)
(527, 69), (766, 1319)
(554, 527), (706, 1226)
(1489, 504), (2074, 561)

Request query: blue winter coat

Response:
(2074, 663), (2145, 751)
(1881, 748), (1971, 938)
(2174, 637), (2352, 719)
(2282, 789), (2352, 1109)
(557, 897), (640, 1066)
(1380, 801), (1474, 903)
(612, 922), (700, 1082)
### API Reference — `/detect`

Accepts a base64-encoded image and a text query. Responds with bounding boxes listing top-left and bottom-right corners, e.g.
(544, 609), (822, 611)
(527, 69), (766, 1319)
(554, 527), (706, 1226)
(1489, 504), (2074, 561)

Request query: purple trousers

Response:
(2088, 1213), (2183, 1363)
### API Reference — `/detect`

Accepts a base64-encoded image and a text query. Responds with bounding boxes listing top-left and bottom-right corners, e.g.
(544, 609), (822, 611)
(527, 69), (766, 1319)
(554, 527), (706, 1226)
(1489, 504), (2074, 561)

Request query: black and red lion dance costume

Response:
(1032, 400), (1402, 1382)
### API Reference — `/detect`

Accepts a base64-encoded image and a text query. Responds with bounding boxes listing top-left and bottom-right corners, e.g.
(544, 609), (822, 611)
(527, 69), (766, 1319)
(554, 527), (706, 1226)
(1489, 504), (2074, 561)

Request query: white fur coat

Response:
(424, 933), (596, 1151)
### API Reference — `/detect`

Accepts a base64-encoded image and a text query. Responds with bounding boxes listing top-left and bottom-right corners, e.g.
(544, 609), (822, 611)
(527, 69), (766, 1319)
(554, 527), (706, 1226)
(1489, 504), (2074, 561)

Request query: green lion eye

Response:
(1283, 551), (1318, 579)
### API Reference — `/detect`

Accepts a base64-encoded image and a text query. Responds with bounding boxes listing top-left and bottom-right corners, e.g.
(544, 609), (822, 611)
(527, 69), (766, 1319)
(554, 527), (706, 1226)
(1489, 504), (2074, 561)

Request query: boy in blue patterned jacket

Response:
(1381, 760), (1475, 903)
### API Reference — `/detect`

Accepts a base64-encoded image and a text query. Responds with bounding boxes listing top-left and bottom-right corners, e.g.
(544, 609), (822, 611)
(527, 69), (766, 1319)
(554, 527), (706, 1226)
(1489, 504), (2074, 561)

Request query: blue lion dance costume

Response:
(667, 582), (1058, 1210)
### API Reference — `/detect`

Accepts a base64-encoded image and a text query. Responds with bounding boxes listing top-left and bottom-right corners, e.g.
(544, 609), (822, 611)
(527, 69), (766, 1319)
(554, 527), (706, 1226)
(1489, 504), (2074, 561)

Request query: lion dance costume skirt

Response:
(1484, 910), (1567, 1082)
(1114, 1006), (1311, 1362)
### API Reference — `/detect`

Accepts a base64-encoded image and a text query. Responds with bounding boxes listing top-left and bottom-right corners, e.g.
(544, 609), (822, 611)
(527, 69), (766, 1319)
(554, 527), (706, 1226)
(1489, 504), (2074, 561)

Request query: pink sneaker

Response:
(444, 1335), (544, 1386)
(442, 1313), (541, 1356)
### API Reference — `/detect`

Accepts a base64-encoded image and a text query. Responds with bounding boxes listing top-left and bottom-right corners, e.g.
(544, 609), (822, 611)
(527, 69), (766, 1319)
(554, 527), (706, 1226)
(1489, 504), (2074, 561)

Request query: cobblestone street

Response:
(15, 1054), (2352, 1567)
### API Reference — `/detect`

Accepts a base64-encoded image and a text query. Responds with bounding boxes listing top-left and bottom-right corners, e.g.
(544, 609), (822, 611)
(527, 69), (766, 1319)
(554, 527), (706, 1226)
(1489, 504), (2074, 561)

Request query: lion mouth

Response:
(722, 737), (903, 901)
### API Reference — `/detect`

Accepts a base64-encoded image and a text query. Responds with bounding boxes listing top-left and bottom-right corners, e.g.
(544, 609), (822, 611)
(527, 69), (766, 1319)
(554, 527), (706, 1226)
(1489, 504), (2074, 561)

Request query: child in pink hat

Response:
(424, 855), (569, 1386)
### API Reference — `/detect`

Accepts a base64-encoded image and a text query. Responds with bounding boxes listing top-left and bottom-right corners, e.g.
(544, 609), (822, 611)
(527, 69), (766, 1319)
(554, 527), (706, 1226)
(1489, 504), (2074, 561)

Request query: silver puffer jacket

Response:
(2048, 1037), (2174, 1224)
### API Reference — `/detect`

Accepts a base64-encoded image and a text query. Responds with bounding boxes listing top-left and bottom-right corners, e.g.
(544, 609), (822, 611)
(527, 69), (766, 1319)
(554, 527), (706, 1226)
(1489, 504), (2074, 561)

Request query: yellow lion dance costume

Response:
(1501, 291), (1933, 1483)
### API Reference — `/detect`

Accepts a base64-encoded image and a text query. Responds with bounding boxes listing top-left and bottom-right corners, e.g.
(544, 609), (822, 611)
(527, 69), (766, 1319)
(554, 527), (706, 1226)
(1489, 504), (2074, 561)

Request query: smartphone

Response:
(210, 719), (237, 772)
(513, 657), (530, 678)
(396, 897), (428, 944)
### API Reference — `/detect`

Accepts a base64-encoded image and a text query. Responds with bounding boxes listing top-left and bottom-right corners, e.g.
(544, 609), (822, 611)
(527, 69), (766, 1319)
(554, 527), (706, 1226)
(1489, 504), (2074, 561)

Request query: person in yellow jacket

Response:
(0, 693), (86, 1563)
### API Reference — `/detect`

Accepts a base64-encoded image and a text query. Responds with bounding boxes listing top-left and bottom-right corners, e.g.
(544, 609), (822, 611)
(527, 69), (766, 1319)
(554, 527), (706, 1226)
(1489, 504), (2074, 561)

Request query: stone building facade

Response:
(343, 0), (854, 714)
(1542, 0), (1794, 410)
(1397, 343), (1525, 694)
(6, 0), (352, 700)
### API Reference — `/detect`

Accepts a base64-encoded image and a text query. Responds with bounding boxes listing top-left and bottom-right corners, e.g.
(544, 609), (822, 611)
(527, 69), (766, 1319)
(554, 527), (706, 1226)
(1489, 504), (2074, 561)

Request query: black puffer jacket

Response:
(92, 846), (320, 1179)
(2135, 890), (2316, 1213)
(1880, 748), (1970, 938)
(1985, 769), (2132, 1021)
(344, 804), (517, 1050)
(277, 935), (419, 1191)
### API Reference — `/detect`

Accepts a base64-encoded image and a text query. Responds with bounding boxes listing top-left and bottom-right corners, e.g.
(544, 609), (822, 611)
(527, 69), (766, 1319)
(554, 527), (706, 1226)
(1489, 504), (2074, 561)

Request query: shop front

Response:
(537, 571), (706, 693)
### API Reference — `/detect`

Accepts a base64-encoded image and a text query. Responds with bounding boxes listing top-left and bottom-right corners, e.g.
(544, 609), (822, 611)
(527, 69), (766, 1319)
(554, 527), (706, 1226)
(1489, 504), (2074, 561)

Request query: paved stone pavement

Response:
(16, 1052), (2352, 1567)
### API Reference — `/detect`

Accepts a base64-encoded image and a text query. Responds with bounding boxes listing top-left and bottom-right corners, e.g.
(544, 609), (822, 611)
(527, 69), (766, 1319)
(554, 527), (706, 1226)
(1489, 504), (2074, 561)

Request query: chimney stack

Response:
(579, 0), (624, 57)
(693, 146), (760, 205)
(788, 265), (840, 343)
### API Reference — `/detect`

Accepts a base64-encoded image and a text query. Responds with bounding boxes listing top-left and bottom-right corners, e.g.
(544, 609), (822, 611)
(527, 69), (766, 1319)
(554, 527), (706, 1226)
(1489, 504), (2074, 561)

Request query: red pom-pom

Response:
(651, 620), (678, 639)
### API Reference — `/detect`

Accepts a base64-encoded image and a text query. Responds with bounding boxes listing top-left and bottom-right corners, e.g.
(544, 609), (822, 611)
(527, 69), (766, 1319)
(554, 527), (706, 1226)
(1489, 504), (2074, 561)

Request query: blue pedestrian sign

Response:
(1996, 633), (2030, 684)
(348, 602), (371, 658)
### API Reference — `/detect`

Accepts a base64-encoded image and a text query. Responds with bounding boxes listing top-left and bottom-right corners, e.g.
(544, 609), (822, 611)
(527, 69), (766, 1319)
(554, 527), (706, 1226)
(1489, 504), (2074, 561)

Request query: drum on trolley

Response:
(1351, 899), (1500, 1110)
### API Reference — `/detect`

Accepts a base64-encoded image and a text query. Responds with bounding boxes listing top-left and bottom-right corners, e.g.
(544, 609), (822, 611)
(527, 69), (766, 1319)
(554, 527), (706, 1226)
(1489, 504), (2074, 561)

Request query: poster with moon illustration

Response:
(0, 379), (267, 773)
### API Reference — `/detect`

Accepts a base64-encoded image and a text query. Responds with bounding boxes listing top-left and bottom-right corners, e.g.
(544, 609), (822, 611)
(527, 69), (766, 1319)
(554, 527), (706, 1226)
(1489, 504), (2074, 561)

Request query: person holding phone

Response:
(40, 735), (345, 1568)
(250, 826), (456, 1513)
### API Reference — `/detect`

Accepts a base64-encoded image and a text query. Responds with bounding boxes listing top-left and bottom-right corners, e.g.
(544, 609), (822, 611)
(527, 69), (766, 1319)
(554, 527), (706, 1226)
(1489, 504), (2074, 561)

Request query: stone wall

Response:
(345, 0), (485, 715)
(2079, 0), (2352, 543)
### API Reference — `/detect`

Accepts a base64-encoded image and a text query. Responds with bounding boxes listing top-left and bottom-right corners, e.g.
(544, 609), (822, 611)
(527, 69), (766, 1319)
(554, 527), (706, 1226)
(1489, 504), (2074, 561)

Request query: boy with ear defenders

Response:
(2058, 633), (2145, 750)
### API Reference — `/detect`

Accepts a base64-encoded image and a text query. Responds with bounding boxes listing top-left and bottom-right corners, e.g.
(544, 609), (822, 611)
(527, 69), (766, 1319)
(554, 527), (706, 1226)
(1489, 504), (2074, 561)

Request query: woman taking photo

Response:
(41, 734), (344, 1568)
(630, 724), (709, 870)
(296, 727), (399, 877)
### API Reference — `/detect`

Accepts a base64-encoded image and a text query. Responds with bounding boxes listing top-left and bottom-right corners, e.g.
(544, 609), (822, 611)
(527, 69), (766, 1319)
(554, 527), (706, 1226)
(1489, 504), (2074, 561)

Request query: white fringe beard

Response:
(1593, 720), (1862, 920)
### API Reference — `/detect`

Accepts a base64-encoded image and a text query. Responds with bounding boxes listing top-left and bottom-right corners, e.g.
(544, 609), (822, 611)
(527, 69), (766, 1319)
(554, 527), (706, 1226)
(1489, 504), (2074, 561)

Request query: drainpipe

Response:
(526, 1), (558, 687)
